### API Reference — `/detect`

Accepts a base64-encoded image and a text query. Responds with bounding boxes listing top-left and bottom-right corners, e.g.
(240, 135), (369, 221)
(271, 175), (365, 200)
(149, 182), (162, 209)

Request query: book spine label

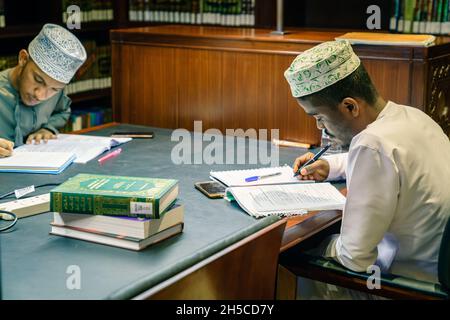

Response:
(50, 192), (159, 218)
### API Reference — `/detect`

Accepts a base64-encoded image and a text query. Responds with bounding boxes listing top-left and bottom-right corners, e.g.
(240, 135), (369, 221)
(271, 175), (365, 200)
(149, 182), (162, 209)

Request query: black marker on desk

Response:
(293, 144), (331, 177)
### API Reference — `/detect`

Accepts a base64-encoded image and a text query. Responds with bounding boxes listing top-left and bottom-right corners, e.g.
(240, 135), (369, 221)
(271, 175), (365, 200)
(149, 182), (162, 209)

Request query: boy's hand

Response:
(0, 138), (14, 157)
(26, 128), (57, 144)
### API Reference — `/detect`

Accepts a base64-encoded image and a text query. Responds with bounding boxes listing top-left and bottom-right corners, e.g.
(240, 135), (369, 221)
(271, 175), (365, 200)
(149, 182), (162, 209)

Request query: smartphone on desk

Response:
(110, 131), (154, 139)
(195, 181), (226, 199)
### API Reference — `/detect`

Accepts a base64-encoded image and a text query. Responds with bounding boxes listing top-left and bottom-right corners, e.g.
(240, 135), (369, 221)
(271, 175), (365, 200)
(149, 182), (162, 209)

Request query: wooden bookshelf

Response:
(69, 88), (111, 104)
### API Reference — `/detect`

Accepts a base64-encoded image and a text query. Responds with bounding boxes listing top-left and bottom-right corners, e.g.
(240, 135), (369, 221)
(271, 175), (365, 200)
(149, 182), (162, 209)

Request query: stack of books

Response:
(49, 173), (183, 251)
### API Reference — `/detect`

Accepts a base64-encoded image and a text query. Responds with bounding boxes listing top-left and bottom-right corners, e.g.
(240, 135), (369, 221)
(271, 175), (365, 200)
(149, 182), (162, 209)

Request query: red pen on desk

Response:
(98, 148), (122, 164)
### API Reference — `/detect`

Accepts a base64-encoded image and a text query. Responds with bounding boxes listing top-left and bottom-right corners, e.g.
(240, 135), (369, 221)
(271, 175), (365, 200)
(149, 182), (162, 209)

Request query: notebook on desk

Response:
(0, 151), (76, 174)
(210, 165), (310, 187)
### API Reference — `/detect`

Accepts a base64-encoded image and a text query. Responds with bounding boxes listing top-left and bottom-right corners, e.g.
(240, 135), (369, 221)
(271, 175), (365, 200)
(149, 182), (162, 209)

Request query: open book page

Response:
(226, 182), (346, 218)
(210, 165), (312, 187)
(15, 134), (131, 164)
(0, 151), (75, 174)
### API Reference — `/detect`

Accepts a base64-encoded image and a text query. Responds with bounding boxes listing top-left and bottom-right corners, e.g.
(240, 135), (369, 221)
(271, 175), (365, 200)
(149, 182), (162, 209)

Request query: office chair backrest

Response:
(438, 217), (450, 291)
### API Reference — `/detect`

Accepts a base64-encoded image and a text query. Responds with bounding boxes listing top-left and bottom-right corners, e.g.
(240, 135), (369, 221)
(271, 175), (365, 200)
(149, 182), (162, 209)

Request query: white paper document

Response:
(15, 134), (131, 164)
(226, 182), (346, 218)
(210, 165), (311, 187)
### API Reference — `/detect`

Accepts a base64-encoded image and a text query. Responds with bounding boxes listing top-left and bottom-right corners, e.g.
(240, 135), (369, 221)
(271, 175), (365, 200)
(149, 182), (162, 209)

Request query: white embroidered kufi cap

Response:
(28, 23), (87, 84)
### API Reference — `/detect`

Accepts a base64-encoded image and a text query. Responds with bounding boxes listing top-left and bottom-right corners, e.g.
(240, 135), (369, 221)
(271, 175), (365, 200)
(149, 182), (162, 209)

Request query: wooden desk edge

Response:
(280, 210), (342, 252)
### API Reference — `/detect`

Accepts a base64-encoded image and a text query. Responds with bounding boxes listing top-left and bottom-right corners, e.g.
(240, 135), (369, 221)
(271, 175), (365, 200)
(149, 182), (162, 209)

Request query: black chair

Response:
(279, 217), (450, 300)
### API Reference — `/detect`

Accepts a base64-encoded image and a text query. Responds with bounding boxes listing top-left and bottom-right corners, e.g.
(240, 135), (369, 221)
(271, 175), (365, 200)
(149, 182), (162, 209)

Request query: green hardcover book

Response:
(404, 0), (416, 33)
(50, 173), (179, 218)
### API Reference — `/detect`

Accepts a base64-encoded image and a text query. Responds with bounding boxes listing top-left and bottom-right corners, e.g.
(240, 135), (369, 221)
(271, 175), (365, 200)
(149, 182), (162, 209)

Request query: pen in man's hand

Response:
(294, 144), (331, 177)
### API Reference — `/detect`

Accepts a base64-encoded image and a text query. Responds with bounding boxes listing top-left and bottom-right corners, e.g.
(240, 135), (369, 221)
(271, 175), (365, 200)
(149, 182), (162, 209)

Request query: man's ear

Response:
(17, 49), (30, 68)
(339, 97), (360, 118)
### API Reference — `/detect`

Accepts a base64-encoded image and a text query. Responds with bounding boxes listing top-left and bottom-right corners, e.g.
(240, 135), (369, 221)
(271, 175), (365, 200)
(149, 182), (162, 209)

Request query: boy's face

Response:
(17, 50), (66, 106)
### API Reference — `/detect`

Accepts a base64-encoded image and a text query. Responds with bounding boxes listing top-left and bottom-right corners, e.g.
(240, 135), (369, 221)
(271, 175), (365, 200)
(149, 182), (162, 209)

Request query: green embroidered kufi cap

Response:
(284, 40), (361, 98)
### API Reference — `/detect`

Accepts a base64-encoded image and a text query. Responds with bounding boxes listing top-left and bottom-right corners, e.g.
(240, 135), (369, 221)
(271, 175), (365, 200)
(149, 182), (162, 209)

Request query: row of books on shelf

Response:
(390, 0), (450, 34)
(0, 0), (4, 28)
(61, 107), (113, 132)
(0, 54), (16, 71)
(62, 0), (114, 23)
(65, 41), (111, 95)
(49, 174), (183, 251)
(0, 0), (113, 28)
(129, 0), (255, 26)
(65, 76), (111, 95)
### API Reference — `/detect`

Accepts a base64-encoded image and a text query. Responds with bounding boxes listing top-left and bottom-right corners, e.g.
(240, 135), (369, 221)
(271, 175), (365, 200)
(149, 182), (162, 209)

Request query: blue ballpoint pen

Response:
(293, 144), (331, 177)
(245, 171), (282, 183)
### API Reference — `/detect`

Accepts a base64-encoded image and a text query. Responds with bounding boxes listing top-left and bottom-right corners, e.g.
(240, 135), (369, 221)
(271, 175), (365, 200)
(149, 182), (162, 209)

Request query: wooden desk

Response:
(111, 25), (450, 145)
(72, 123), (343, 255)
(0, 124), (342, 300)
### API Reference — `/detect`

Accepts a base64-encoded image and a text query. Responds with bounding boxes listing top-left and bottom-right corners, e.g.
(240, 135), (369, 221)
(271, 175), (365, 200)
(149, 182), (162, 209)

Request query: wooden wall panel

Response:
(176, 48), (224, 131)
(411, 61), (428, 110)
(273, 54), (321, 144)
(362, 59), (411, 107)
(220, 51), (320, 144)
(112, 45), (178, 128)
(221, 51), (267, 134)
(113, 43), (321, 144)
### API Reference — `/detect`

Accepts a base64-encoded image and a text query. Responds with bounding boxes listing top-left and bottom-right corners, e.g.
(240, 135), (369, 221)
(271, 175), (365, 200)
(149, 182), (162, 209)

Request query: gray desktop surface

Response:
(0, 124), (342, 299)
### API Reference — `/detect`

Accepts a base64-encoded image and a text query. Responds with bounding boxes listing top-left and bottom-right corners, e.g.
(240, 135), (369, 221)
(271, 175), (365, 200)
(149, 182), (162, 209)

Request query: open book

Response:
(210, 165), (311, 187)
(226, 182), (346, 218)
(0, 151), (75, 174)
(15, 134), (131, 164)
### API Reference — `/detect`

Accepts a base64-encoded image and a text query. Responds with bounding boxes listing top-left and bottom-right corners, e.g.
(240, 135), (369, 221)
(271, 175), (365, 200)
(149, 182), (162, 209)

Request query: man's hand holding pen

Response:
(293, 152), (330, 181)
